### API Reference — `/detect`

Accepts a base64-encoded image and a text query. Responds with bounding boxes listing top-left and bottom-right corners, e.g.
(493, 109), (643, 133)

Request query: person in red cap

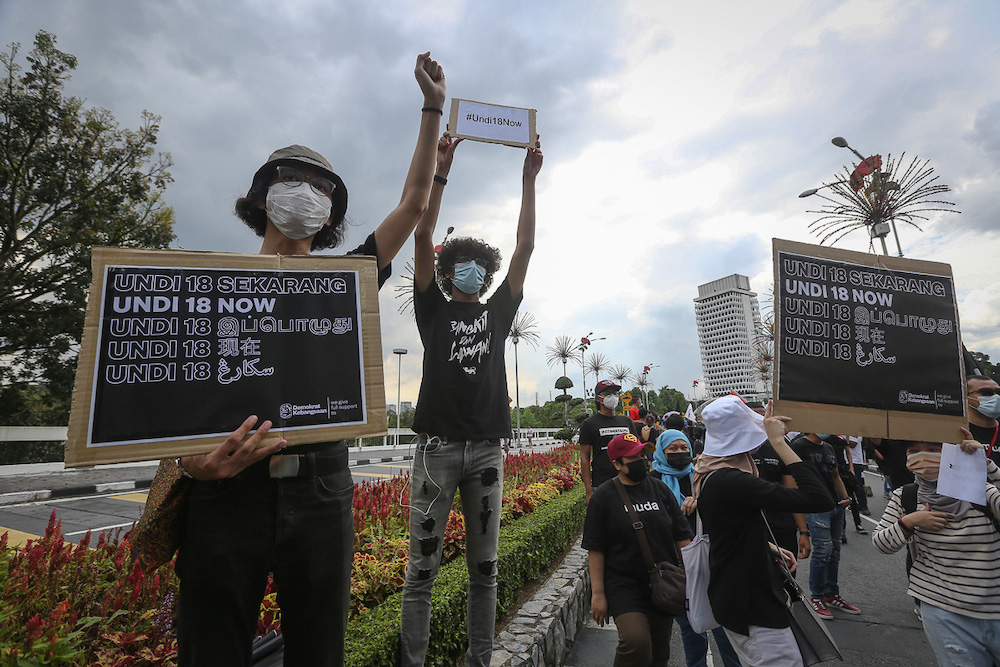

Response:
(579, 379), (642, 502)
(171, 53), (448, 667)
(583, 432), (693, 666)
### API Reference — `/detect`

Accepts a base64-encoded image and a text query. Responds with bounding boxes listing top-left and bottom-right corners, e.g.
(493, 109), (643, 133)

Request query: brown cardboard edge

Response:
(887, 413), (967, 444)
(772, 400), (887, 437)
(65, 248), (388, 467)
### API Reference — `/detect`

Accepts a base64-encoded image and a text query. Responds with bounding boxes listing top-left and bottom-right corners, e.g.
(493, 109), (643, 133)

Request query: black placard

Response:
(88, 265), (366, 447)
(775, 250), (964, 416)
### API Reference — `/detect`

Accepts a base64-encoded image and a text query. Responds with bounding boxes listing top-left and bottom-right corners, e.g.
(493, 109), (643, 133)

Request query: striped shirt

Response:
(872, 462), (1000, 619)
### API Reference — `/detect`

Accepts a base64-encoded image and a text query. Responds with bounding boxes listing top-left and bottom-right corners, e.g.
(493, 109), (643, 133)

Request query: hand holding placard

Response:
(180, 415), (286, 481)
(938, 439), (988, 506)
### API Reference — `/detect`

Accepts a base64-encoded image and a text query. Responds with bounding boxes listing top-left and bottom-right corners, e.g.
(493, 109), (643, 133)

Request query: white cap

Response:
(702, 394), (767, 457)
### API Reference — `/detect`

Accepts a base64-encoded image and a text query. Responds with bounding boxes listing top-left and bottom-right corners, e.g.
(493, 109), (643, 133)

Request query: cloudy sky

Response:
(3, 0), (1000, 411)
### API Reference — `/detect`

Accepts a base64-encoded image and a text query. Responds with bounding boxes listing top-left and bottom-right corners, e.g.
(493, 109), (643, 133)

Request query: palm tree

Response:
(609, 364), (634, 412)
(585, 352), (610, 385)
(507, 312), (540, 446)
(546, 335), (578, 424)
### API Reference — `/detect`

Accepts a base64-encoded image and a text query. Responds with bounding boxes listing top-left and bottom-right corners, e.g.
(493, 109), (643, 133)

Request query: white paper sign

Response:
(449, 98), (536, 147)
(937, 443), (988, 506)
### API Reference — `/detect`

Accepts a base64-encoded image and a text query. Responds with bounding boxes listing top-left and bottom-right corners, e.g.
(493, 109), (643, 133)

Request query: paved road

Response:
(0, 459), (412, 548)
(565, 469), (936, 666)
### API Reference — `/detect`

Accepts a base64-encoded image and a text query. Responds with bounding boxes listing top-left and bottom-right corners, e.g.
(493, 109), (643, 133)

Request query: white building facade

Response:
(694, 274), (765, 399)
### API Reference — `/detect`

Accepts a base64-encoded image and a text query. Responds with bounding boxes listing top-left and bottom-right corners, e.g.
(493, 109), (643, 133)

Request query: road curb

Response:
(0, 456), (416, 506)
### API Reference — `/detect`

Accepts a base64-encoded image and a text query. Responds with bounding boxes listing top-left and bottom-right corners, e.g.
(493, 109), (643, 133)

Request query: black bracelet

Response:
(421, 107), (443, 115)
(433, 174), (447, 186)
(800, 531), (810, 536)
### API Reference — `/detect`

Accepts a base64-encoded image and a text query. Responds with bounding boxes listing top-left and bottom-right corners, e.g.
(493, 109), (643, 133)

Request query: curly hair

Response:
(234, 160), (348, 251)
(436, 236), (503, 297)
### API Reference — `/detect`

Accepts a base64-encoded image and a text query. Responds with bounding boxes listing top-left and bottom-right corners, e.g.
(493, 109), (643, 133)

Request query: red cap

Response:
(594, 379), (621, 395)
(607, 432), (645, 461)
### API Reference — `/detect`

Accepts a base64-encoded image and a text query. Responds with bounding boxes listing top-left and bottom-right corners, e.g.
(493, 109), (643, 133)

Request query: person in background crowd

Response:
(967, 375), (1000, 466)
(579, 380), (641, 502)
(847, 436), (871, 516)
(400, 128), (543, 667)
(828, 435), (867, 541)
(173, 54), (448, 667)
(694, 397), (834, 667)
(584, 433), (693, 667)
(786, 432), (860, 620)
(752, 437), (811, 566)
(872, 431), (1000, 666)
(651, 428), (741, 666)
(872, 437), (915, 491)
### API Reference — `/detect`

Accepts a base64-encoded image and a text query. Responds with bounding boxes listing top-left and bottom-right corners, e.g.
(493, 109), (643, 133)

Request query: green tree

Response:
(969, 350), (998, 382)
(0, 31), (175, 423)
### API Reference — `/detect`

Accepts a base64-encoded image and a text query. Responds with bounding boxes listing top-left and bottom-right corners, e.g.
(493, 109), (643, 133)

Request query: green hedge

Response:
(344, 484), (587, 667)
(0, 441), (64, 465)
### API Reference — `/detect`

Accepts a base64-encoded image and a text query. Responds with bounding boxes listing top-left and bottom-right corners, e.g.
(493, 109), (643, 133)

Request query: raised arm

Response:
(504, 143), (543, 297)
(372, 52), (447, 270)
(414, 133), (462, 291)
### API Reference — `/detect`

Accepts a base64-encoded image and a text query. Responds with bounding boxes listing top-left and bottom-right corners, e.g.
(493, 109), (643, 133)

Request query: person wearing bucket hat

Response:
(583, 432), (694, 666)
(579, 379), (643, 502)
(692, 396), (835, 667)
(171, 53), (447, 667)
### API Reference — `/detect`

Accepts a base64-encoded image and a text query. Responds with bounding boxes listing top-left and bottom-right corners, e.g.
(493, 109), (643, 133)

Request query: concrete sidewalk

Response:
(0, 445), (420, 506)
(0, 440), (556, 506)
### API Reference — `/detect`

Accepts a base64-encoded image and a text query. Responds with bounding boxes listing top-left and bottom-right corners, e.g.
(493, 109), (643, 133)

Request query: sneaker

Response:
(824, 595), (861, 615)
(860, 508), (872, 516)
(810, 597), (834, 620)
(855, 525), (868, 534)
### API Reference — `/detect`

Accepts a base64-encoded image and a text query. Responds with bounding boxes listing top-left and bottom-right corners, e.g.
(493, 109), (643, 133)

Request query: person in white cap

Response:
(693, 396), (835, 667)
(172, 53), (447, 667)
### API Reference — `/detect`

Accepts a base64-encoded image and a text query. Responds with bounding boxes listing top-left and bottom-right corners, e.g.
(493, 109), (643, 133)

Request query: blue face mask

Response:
(452, 260), (486, 294)
(815, 433), (831, 440)
(975, 394), (1000, 420)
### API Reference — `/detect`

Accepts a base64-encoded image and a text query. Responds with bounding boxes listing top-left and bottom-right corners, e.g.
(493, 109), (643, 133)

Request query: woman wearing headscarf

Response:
(872, 431), (1000, 665)
(652, 429), (741, 667)
(693, 396), (834, 667)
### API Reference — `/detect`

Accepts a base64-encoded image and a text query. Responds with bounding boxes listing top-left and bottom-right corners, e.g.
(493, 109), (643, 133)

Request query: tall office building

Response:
(694, 274), (765, 398)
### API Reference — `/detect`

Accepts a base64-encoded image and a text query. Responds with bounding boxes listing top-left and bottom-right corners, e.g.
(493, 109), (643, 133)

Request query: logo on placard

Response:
(278, 402), (327, 418)
(897, 390), (934, 406)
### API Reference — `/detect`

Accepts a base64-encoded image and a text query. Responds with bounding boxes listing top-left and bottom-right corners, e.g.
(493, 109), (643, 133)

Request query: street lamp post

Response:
(392, 348), (407, 447)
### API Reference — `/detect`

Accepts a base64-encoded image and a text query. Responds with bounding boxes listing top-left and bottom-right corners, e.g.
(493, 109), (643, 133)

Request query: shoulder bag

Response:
(680, 470), (719, 633)
(129, 458), (193, 571)
(761, 510), (843, 665)
(612, 477), (686, 617)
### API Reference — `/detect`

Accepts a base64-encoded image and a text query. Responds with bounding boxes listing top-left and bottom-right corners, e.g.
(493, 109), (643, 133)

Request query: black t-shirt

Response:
(752, 440), (797, 532)
(582, 477), (693, 616)
(411, 278), (521, 439)
(283, 233), (390, 455)
(579, 414), (639, 488)
(874, 439), (914, 489)
(969, 422), (1000, 467)
(789, 435), (839, 500)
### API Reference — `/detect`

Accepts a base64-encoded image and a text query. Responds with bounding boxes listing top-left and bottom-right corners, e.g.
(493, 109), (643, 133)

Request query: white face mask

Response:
(265, 182), (331, 240)
(603, 395), (619, 410)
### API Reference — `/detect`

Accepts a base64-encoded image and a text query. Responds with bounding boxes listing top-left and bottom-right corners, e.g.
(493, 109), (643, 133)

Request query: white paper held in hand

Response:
(937, 443), (987, 506)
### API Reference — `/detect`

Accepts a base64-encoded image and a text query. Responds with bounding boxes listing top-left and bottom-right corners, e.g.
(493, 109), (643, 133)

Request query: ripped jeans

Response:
(400, 438), (504, 667)
(921, 602), (1000, 667)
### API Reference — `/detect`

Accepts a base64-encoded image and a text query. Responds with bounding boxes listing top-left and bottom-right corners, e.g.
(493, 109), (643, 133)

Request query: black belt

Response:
(237, 443), (348, 480)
